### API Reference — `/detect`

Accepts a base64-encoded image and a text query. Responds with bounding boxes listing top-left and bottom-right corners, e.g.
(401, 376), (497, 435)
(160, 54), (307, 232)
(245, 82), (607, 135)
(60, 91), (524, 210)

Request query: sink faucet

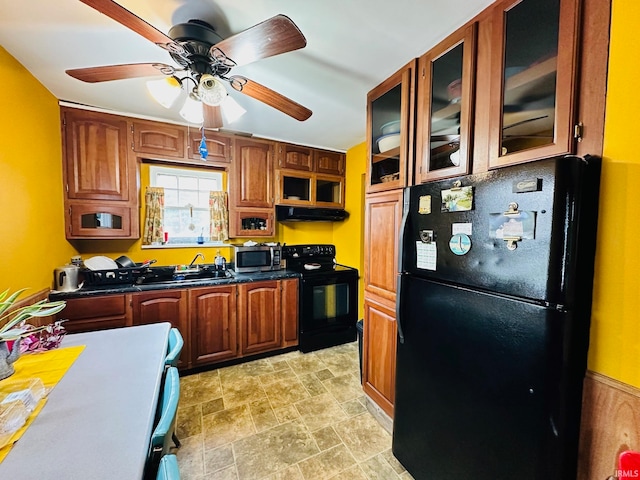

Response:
(189, 253), (205, 268)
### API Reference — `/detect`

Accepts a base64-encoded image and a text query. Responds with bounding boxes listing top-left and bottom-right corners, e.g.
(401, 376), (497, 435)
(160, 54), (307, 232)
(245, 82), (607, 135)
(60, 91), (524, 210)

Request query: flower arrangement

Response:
(0, 288), (67, 347)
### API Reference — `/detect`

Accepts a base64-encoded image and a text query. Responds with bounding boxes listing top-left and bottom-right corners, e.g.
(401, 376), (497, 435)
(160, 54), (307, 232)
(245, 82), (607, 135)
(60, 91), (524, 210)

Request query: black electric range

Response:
(282, 244), (359, 353)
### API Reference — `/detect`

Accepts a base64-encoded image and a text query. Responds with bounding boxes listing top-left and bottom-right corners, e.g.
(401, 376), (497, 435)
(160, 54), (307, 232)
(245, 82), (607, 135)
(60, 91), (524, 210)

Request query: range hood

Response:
(276, 205), (349, 222)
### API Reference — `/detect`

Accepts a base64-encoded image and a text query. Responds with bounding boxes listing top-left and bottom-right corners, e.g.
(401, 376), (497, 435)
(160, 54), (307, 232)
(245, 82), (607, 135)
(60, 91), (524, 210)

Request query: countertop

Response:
(49, 268), (301, 300)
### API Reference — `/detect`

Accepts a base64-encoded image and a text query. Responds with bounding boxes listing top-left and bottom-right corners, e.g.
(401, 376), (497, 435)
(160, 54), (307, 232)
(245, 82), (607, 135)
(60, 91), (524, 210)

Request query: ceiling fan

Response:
(66, 0), (313, 128)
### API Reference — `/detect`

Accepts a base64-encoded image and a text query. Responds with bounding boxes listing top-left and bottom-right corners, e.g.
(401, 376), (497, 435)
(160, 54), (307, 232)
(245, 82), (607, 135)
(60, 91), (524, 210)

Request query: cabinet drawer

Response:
(58, 295), (128, 333)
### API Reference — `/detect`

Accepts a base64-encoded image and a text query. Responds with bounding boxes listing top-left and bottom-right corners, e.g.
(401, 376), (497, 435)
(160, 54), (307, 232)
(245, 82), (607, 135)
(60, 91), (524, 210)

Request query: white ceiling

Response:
(0, 0), (493, 151)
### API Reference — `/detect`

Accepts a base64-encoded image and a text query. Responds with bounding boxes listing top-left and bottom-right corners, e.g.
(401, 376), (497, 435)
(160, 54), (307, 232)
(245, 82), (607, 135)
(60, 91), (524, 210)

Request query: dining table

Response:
(0, 322), (171, 479)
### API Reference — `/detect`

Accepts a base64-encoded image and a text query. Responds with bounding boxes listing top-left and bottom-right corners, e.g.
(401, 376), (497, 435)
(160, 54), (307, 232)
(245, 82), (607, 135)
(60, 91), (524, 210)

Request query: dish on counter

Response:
(84, 256), (118, 271)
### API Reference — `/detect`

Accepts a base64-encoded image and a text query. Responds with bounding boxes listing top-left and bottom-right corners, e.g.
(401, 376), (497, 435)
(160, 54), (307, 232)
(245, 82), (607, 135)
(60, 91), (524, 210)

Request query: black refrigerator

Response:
(392, 156), (601, 479)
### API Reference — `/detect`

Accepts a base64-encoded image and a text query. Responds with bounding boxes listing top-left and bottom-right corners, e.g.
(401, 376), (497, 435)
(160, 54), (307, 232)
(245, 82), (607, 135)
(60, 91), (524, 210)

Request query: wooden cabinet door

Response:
(188, 130), (232, 162)
(130, 290), (189, 367)
(132, 120), (185, 159)
(281, 279), (299, 348)
(190, 285), (238, 366)
(364, 190), (403, 302)
(366, 60), (416, 193)
(487, 0), (579, 168)
(277, 143), (313, 171)
(68, 203), (134, 238)
(362, 292), (397, 418)
(57, 294), (129, 333)
(415, 23), (476, 183)
(62, 108), (131, 201)
(314, 150), (345, 176)
(232, 138), (274, 208)
(238, 281), (282, 355)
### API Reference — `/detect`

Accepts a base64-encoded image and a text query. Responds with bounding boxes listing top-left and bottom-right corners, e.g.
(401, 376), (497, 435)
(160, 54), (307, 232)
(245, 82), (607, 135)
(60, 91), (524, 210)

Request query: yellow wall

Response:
(587, 1), (640, 387)
(0, 47), (77, 294)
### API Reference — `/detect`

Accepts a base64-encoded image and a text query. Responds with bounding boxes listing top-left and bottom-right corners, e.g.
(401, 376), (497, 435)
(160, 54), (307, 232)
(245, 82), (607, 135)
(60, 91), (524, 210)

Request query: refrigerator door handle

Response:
(397, 187), (411, 273)
(395, 188), (410, 345)
(396, 273), (405, 344)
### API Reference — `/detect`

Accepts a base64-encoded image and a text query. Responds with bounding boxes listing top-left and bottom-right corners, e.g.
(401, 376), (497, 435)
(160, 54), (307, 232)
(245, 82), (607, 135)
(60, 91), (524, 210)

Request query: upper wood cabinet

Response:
(132, 120), (185, 159)
(229, 138), (275, 237)
(277, 143), (313, 171)
(231, 138), (275, 209)
(61, 107), (139, 239)
(366, 60), (416, 193)
(415, 24), (476, 183)
(62, 108), (131, 202)
(487, 0), (580, 168)
(314, 150), (345, 176)
(187, 130), (232, 163)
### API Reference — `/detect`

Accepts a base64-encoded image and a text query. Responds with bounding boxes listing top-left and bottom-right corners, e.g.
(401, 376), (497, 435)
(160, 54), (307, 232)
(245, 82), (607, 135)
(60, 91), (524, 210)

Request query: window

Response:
(149, 166), (224, 244)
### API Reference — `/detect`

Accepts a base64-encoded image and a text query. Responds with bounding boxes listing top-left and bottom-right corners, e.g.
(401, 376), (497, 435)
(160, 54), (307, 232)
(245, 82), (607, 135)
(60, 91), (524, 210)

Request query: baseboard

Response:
(364, 394), (393, 435)
(578, 371), (640, 480)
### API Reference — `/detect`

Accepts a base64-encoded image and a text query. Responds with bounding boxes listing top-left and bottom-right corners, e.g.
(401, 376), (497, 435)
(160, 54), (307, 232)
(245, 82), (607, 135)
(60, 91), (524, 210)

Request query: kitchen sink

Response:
(135, 265), (233, 285)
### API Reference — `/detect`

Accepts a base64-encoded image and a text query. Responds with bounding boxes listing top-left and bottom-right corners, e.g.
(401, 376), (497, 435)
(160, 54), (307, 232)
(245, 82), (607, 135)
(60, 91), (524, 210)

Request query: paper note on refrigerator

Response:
(416, 241), (437, 270)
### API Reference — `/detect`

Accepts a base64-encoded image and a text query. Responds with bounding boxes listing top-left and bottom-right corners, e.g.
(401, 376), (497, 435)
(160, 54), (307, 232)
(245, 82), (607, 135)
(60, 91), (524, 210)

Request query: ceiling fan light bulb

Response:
(179, 93), (204, 124)
(147, 76), (182, 108)
(198, 74), (227, 106)
(222, 95), (247, 124)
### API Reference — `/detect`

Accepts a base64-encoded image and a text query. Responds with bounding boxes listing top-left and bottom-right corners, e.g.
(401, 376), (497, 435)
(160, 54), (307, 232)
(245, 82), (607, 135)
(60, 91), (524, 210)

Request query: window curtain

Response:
(143, 187), (165, 245)
(209, 191), (229, 241)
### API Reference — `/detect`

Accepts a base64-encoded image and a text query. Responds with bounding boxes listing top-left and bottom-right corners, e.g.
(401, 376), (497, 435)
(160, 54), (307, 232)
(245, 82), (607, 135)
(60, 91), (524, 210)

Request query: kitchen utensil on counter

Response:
(115, 255), (136, 268)
(140, 259), (157, 268)
(54, 265), (81, 291)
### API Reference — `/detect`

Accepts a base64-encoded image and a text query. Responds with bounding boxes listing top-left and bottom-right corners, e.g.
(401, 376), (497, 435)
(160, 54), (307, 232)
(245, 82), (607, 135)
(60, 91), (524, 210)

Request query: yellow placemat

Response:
(0, 345), (86, 463)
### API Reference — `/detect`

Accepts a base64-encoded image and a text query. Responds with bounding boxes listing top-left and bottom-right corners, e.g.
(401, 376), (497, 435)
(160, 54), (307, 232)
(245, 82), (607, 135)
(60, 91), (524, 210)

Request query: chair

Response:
(146, 366), (180, 480)
(165, 328), (184, 368)
(156, 454), (180, 480)
(164, 328), (184, 449)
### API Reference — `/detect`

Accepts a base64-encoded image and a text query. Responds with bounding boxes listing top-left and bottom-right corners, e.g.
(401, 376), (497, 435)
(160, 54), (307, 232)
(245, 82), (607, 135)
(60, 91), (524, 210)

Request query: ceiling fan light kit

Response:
(146, 76), (182, 108)
(68, 0), (313, 128)
(179, 92), (204, 124)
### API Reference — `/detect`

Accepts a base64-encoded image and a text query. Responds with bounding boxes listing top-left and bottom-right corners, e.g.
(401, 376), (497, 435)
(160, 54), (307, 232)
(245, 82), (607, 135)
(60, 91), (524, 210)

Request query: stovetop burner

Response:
(282, 244), (354, 274)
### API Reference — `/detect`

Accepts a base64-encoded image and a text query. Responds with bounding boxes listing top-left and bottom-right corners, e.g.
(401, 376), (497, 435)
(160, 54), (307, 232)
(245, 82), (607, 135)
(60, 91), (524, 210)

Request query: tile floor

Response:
(174, 342), (414, 480)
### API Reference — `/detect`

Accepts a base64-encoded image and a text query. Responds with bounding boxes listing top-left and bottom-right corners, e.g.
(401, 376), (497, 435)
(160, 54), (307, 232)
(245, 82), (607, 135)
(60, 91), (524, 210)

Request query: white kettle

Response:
(54, 265), (80, 292)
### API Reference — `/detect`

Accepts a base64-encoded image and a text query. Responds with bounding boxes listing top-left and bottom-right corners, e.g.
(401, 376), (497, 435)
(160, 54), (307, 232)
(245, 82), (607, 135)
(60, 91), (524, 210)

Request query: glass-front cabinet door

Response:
(416, 24), (476, 183)
(366, 60), (416, 193)
(489, 0), (579, 168)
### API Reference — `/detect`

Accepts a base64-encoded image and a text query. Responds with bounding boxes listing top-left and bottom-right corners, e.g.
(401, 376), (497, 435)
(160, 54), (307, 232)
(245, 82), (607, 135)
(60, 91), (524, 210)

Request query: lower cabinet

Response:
(54, 279), (299, 370)
(362, 291), (397, 418)
(130, 289), (190, 368)
(238, 281), (282, 355)
(56, 294), (129, 333)
(190, 285), (238, 366)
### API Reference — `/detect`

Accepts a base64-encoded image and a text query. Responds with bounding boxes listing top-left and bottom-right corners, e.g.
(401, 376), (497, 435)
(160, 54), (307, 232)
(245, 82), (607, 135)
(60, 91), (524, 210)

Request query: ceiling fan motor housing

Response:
(168, 20), (227, 77)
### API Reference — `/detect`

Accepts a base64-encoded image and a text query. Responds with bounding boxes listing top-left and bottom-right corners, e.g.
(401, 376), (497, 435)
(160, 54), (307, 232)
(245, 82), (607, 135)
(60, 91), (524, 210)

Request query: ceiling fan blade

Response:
(231, 77), (312, 121)
(203, 105), (223, 129)
(78, 0), (185, 55)
(66, 63), (175, 83)
(213, 15), (306, 67)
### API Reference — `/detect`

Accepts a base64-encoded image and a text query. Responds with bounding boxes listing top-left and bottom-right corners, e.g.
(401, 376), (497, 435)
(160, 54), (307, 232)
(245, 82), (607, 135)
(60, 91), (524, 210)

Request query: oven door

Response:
(299, 270), (358, 352)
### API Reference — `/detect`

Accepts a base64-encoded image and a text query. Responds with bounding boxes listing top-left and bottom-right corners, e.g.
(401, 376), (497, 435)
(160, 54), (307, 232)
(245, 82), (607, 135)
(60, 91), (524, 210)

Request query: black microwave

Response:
(232, 245), (282, 273)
